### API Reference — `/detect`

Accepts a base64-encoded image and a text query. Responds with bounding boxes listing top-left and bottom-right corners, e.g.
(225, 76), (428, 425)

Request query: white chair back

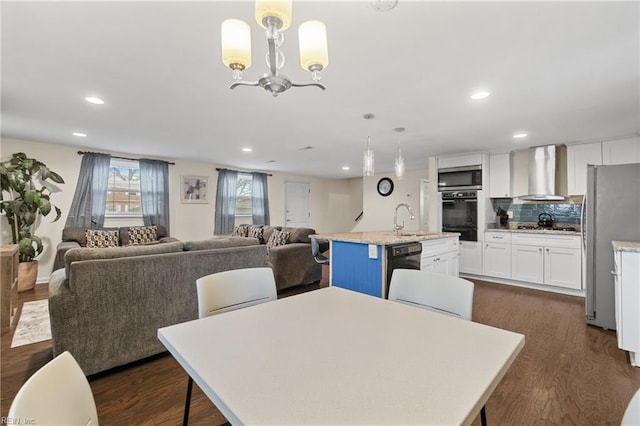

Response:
(388, 269), (474, 321)
(196, 267), (277, 318)
(9, 351), (99, 425)
(622, 388), (640, 425)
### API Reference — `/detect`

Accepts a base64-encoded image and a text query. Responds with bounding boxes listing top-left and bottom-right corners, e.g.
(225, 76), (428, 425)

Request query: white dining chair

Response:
(622, 388), (640, 425)
(388, 269), (474, 320)
(8, 351), (99, 425)
(183, 267), (278, 425)
(388, 269), (483, 424)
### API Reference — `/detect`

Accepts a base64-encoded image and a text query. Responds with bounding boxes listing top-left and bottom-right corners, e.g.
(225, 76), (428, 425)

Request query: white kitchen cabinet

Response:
(567, 142), (602, 195)
(459, 241), (483, 275)
(420, 237), (459, 276)
(613, 246), (640, 367)
(511, 244), (544, 284)
(489, 154), (511, 198)
(511, 233), (582, 289)
(603, 137), (640, 165)
(438, 153), (483, 169)
(483, 232), (512, 278)
(544, 246), (582, 289)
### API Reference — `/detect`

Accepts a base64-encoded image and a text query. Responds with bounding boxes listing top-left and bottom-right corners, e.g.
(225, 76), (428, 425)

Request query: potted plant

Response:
(0, 152), (64, 291)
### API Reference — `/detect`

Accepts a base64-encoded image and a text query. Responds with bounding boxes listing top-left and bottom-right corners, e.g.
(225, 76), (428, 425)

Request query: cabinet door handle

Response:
(538, 248), (542, 253)
(546, 248), (550, 252)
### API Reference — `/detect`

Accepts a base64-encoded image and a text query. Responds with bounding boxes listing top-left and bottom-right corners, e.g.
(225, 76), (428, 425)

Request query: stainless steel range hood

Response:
(519, 144), (568, 201)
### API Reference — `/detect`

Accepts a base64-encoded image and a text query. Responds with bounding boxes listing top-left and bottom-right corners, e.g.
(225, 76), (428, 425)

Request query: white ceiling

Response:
(2, 1), (639, 179)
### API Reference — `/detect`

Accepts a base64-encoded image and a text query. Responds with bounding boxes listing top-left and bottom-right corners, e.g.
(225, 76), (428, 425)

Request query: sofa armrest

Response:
(268, 243), (322, 291)
(53, 241), (81, 271)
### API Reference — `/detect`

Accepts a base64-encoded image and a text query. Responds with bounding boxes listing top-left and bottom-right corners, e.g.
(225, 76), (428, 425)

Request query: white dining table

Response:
(158, 286), (525, 425)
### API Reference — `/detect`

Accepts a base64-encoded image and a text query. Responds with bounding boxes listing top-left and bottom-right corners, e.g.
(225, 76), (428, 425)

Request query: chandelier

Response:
(221, 0), (329, 97)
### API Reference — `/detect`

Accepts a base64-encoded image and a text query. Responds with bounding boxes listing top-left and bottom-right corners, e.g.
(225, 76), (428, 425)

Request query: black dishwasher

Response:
(385, 242), (422, 298)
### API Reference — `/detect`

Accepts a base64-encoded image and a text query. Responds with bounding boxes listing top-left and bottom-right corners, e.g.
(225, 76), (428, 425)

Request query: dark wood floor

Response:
(2, 272), (640, 425)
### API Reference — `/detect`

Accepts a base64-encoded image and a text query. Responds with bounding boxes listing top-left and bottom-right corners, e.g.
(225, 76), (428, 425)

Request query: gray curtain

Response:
(214, 169), (238, 235)
(139, 159), (170, 233)
(65, 153), (111, 228)
(252, 172), (270, 225)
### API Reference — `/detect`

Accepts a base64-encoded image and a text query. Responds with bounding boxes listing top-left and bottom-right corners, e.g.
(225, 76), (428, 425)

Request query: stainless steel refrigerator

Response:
(584, 163), (640, 329)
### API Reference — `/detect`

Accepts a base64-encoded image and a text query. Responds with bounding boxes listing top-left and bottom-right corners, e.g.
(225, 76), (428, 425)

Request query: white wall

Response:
(0, 137), (354, 281)
(353, 168), (429, 233)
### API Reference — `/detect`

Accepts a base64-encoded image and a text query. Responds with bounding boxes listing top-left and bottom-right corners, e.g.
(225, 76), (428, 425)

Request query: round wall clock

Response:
(377, 177), (394, 196)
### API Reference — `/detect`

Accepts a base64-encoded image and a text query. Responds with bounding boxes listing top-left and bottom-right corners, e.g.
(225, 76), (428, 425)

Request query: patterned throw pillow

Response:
(85, 230), (119, 248)
(266, 230), (290, 250)
(248, 226), (264, 243)
(232, 224), (249, 237)
(128, 226), (158, 245)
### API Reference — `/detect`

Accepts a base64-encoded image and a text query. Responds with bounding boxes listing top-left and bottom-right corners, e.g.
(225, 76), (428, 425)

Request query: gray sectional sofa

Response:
(49, 236), (268, 375)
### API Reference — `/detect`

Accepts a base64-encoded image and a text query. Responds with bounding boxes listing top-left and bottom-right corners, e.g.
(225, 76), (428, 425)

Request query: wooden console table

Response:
(1, 245), (19, 335)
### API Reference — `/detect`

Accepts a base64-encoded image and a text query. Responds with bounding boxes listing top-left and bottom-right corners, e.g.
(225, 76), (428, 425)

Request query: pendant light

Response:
(394, 127), (405, 180)
(363, 113), (375, 176)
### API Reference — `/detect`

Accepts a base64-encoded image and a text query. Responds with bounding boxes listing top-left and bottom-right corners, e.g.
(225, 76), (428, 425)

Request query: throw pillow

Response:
(232, 224), (249, 237)
(128, 226), (158, 245)
(85, 229), (119, 248)
(266, 230), (290, 250)
(248, 226), (264, 243)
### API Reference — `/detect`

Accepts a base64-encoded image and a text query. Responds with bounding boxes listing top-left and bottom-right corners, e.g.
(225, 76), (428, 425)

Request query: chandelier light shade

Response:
(363, 136), (375, 177)
(221, 19), (252, 80)
(298, 21), (328, 81)
(255, 0), (292, 30)
(222, 0), (328, 97)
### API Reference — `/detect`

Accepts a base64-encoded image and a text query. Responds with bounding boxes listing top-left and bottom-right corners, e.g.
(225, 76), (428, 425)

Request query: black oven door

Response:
(442, 198), (478, 242)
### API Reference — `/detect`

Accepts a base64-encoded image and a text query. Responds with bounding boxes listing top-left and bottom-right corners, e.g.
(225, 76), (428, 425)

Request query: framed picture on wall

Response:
(181, 175), (209, 204)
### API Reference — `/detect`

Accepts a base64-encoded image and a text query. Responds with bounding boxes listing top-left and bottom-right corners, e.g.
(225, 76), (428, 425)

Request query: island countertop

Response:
(612, 241), (640, 253)
(310, 231), (460, 246)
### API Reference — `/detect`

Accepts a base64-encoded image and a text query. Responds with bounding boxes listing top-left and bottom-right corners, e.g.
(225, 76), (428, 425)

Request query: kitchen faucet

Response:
(393, 203), (415, 238)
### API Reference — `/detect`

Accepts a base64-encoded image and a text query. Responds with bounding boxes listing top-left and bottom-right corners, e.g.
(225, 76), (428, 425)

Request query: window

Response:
(235, 173), (253, 222)
(106, 159), (141, 216)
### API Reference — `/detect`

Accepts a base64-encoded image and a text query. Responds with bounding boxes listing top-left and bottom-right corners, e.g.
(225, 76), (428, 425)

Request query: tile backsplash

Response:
(491, 199), (582, 224)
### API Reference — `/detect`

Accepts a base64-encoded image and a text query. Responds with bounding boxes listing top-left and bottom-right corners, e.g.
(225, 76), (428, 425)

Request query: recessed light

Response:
(470, 91), (490, 100)
(342, 166), (350, 171)
(242, 147), (253, 152)
(72, 132), (87, 137)
(85, 96), (104, 105)
(513, 133), (528, 139)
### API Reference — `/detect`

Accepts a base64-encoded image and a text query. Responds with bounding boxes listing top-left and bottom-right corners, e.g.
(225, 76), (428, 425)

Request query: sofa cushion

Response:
(248, 225), (265, 243)
(127, 226), (158, 245)
(65, 240), (184, 278)
(119, 225), (168, 246)
(262, 225), (282, 244)
(266, 230), (290, 249)
(85, 229), (119, 248)
(232, 224), (249, 237)
(63, 227), (119, 247)
(281, 227), (316, 244)
(183, 237), (261, 251)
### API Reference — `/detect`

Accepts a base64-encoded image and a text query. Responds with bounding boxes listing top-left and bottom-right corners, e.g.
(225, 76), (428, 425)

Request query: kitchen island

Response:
(311, 231), (460, 298)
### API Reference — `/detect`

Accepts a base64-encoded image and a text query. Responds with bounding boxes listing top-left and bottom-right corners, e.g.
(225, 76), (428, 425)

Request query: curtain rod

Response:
(77, 151), (175, 165)
(216, 167), (272, 176)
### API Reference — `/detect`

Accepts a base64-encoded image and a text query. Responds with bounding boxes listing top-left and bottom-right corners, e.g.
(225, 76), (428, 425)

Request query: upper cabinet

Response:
(489, 153), (511, 198)
(567, 137), (640, 195)
(567, 142), (602, 195)
(602, 137), (640, 165)
(438, 153), (483, 169)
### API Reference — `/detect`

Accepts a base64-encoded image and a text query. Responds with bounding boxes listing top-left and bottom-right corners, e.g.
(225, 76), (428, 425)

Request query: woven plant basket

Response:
(17, 260), (38, 292)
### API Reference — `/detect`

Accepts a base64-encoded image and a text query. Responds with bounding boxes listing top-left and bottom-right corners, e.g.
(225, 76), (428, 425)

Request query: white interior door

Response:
(285, 181), (310, 227)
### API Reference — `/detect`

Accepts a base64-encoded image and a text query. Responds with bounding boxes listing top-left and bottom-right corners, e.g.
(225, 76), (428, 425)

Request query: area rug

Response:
(11, 300), (51, 348)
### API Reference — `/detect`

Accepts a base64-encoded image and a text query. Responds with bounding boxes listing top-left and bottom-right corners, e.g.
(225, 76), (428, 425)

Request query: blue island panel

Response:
(331, 241), (383, 297)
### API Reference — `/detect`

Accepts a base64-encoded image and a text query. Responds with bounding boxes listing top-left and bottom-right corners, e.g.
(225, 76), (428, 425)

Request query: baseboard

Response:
(460, 273), (586, 298)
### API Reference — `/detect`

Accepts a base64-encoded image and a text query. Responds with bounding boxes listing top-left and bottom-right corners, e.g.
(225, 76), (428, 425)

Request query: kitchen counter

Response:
(486, 227), (581, 236)
(612, 241), (640, 253)
(311, 231), (460, 246)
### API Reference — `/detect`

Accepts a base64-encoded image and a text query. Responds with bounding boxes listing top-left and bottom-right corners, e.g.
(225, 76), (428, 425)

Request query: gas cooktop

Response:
(516, 225), (578, 232)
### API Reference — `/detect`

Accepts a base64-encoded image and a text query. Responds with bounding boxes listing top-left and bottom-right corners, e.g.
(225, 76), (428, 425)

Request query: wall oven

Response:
(438, 165), (482, 191)
(441, 191), (478, 242)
